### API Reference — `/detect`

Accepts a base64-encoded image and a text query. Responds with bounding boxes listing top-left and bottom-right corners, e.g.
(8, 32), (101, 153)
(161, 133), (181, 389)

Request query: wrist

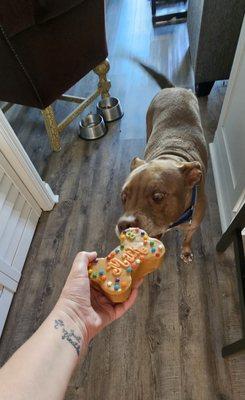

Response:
(53, 299), (90, 351)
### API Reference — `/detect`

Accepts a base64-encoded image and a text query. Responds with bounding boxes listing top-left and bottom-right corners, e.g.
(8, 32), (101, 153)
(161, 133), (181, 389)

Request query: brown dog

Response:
(116, 64), (208, 263)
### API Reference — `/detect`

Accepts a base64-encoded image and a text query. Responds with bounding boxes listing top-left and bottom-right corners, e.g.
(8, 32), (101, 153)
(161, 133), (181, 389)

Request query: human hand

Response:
(56, 252), (142, 347)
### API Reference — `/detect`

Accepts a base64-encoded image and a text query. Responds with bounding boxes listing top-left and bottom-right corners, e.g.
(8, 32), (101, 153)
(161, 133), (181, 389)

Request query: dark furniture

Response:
(151, 0), (187, 25)
(0, 0), (110, 151)
(187, 0), (245, 96)
(216, 204), (245, 357)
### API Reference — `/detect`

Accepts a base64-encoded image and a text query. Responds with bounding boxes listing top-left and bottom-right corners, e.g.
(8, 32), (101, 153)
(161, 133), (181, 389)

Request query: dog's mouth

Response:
(115, 222), (167, 240)
(115, 224), (120, 238)
(154, 234), (163, 240)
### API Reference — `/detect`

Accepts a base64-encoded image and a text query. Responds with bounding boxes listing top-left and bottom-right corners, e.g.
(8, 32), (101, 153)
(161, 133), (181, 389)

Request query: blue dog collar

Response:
(169, 186), (197, 229)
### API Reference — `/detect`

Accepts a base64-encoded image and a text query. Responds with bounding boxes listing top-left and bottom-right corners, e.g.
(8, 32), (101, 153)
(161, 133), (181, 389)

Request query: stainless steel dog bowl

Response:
(97, 97), (123, 122)
(79, 113), (107, 140)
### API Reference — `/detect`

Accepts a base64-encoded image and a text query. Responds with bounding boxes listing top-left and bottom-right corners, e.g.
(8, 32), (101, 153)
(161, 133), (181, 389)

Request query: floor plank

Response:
(0, 1), (245, 399)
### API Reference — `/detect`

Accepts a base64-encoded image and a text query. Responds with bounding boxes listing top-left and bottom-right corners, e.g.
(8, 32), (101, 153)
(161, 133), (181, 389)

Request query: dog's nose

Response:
(118, 221), (133, 233)
(117, 218), (139, 233)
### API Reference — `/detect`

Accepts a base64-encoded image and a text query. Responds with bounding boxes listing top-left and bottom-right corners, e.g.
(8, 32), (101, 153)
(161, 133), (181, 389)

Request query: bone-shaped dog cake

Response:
(88, 228), (165, 303)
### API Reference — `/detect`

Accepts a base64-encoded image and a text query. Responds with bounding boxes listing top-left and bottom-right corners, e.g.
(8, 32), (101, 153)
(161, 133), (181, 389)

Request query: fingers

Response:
(123, 287), (139, 310)
(74, 251), (97, 264)
(114, 285), (140, 319)
(91, 287), (110, 308)
(133, 278), (144, 289)
(72, 251), (97, 276)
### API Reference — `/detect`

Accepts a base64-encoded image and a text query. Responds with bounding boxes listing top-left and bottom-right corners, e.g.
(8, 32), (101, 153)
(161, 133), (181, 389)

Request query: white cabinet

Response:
(0, 110), (58, 336)
(210, 17), (245, 232)
(0, 151), (41, 335)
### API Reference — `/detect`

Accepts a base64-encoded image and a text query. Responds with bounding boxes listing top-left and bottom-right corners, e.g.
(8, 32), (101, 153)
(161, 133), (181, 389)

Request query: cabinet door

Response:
(0, 105), (57, 337)
(0, 153), (41, 280)
(210, 17), (245, 232)
(0, 152), (41, 336)
(0, 284), (13, 335)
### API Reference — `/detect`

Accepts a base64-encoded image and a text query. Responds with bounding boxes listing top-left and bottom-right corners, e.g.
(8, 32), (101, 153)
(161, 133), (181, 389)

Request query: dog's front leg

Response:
(180, 187), (206, 263)
(180, 224), (199, 263)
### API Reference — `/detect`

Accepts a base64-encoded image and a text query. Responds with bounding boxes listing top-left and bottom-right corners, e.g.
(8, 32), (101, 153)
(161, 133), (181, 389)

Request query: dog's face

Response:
(116, 157), (202, 238)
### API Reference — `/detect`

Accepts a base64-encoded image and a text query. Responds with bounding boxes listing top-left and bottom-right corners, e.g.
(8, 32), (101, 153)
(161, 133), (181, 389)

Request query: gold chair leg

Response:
(94, 59), (111, 99)
(41, 106), (61, 152)
(41, 61), (111, 151)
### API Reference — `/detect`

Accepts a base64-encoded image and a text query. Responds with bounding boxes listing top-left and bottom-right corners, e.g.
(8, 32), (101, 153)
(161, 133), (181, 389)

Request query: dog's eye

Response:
(121, 193), (127, 204)
(152, 192), (165, 202)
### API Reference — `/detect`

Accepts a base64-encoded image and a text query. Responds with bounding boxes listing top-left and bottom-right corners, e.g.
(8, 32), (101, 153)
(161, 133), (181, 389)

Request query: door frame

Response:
(210, 16), (245, 232)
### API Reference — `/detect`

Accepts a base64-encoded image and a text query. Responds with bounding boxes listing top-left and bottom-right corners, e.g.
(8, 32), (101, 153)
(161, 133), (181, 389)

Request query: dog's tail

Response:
(132, 57), (175, 89)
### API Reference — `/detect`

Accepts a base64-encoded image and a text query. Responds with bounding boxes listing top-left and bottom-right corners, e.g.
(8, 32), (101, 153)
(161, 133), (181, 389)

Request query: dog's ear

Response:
(179, 161), (202, 187)
(130, 157), (145, 171)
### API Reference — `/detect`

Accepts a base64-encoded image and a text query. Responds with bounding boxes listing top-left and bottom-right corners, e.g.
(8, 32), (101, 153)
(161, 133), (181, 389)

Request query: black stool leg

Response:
(216, 205), (245, 357)
(195, 81), (215, 97)
(222, 231), (245, 357)
(222, 338), (245, 358)
(151, 0), (156, 17)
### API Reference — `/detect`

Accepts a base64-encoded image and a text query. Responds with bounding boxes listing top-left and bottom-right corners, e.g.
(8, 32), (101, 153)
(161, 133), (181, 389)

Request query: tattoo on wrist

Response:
(54, 319), (81, 356)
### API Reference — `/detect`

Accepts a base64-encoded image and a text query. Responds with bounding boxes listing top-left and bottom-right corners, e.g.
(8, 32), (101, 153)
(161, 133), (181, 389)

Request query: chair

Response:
(151, 0), (187, 25)
(0, 0), (110, 151)
(187, 0), (245, 96)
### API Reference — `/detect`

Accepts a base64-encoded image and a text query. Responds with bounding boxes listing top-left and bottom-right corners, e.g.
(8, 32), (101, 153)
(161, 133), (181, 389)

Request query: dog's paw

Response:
(180, 251), (194, 264)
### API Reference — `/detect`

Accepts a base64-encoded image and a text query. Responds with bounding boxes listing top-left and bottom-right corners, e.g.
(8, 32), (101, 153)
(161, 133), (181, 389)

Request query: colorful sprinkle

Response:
(121, 281), (128, 288)
(132, 263), (138, 270)
(150, 241), (155, 247)
(101, 275), (107, 281)
(92, 272), (98, 279)
(88, 269), (93, 275)
(107, 281), (112, 287)
(126, 231), (136, 241)
(120, 234), (126, 241)
(114, 284), (120, 291)
(135, 258), (141, 265)
(158, 245), (163, 250)
(141, 231), (145, 236)
(143, 240), (148, 246)
(127, 267), (132, 273)
(99, 269), (105, 276)
(115, 248), (120, 253)
(151, 247), (156, 253)
(144, 235), (148, 240)
(155, 253), (160, 258)
(115, 277), (120, 282)
(120, 245), (124, 250)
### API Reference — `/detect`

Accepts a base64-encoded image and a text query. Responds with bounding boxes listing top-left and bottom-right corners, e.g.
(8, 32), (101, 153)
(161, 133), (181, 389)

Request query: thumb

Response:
(72, 251), (97, 277)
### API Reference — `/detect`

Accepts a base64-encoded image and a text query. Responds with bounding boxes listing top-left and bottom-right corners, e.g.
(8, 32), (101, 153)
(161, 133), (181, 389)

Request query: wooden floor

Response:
(1, 1), (245, 399)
